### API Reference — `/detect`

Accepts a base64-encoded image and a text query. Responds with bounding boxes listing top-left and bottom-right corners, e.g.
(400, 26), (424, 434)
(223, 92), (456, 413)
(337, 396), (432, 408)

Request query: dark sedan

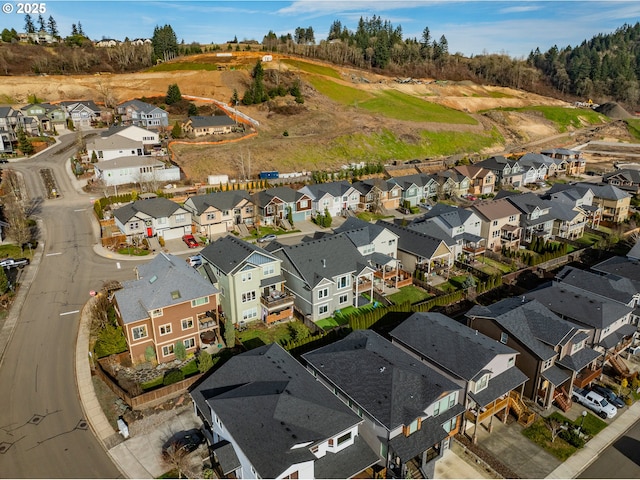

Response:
(591, 384), (625, 409)
(162, 429), (205, 457)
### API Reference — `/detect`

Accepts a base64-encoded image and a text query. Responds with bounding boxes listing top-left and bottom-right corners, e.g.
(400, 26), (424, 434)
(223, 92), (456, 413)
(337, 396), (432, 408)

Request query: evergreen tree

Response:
(152, 24), (178, 62)
(174, 341), (187, 361)
(166, 83), (182, 104)
(71, 23), (78, 36)
(171, 121), (182, 138)
(16, 127), (33, 155)
(187, 103), (198, 116)
(37, 14), (46, 32)
(47, 15), (59, 38)
(77, 21), (85, 36)
(24, 14), (35, 34)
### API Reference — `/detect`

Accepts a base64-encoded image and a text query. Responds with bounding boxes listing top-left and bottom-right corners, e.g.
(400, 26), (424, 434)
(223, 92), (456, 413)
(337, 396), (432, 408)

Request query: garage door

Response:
(159, 227), (188, 240)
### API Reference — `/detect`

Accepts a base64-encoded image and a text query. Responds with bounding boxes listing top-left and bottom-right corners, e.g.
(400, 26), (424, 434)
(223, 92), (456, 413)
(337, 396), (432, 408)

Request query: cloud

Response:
(499, 6), (542, 14)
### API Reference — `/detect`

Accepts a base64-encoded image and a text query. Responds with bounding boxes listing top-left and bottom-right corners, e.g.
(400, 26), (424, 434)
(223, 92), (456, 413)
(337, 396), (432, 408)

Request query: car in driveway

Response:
(257, 234), (277, 243)
(591, 384), (625, 409)
(0, 258), (29, 269)
(182, 234), (199, 248)
(187, 255), (202, 268)
(162, 429), (205, 457)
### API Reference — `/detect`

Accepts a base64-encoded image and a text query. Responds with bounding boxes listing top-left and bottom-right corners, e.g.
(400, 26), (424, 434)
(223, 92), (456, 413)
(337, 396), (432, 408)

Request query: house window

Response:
(509, 215), (517, 222)
(337, 276), (349, 289)
(206, 213), (216, 221)
(263, 264), (275, 276)
(242, 272), (253, 282)
(242, 291), (256, 303)
(492, 220), (498, 226)
(159, 324), (172, 336)
(223, 210), (230, 216)
(443, 417), (457, 433)
(132, 325), (148, 340)
(157, 217), (167, 225)
(543, 358), (554, 370)
(181, 318), (194, 330)
(191, 297), (209, 307)
(151, 308), (163, 318)
(174, 214), (185, 223)
(500, 332), (508, 344)
(245, 207), (253, 214)
(388, 239), (396, 245)
(129, 222), (139, 230)
(508, 356), (515, 368)
(266, 205), (274, 214)
(318, 304), (329, 315)
(339, 294), (348, 304)
(337, 432), (352, 446)
(242, 307), (258, 321)
(300, 200), (308, 208)
(184, 337), (195, 349)
(318, 288), (329, 299)
(408, 419), (419, 435)
(214, 414), (223, 428)
(475, 374), (489, 393)
(162, 344), (174, 357)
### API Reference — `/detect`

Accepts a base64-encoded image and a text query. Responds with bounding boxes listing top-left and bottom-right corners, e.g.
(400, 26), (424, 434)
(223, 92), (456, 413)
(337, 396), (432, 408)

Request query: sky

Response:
(2, 0), (640, 58)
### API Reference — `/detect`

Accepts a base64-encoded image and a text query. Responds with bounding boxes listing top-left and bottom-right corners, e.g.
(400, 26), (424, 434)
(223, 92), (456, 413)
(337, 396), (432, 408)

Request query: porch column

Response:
(488, 400), (496, 433)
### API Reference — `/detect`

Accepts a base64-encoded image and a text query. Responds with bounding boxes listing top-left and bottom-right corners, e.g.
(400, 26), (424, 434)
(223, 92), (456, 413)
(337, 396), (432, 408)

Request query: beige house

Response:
(182, 115), (236, 137)
(453, 165), (495, 195)
(183, 190), (254, 237)
(468, 198), (522, 252)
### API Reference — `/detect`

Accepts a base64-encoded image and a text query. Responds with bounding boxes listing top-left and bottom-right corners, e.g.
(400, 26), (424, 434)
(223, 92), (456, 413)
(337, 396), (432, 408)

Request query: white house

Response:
(298, 181), (360, 217)
(93, 156), (180, 187)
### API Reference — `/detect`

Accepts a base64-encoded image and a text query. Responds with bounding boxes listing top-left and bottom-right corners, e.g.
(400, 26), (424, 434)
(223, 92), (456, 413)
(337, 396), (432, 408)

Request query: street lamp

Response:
(579, 410), (587, 434)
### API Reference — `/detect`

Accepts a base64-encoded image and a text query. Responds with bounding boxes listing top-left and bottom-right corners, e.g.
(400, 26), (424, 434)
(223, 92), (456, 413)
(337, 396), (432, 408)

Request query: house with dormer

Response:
(497, 191), (555, 244)
(602, 169), (640, 195)
(519, 153), (566, 178)
(540, 148), (585, 176)
(303, 330), (464, 479)
(572, 182), (631, 224)
(113, 197), (192, 241)
(21, 103), (66, 132)
(466, 298), (601, 411)
(352, 178), (403, 212)
(453, 165), (495, 195)
(184, 191), (254, 237)
(474, 155), (525, 188)
(436, 170), (470, 198)
(390, 312), (530, 441)
(549, 202), (587, 240)
(58, 100), (102, 128)
(298, 181), (360, 217)
(266, 235), (375, 322)
(200, 236), (294, 326)
(390, 173), (439, 206)
(467, 198), (521, 252)
(543, 185), (601, 229)
(113, 253), (220, 364)
(253, 187), (312, 226)
(116, 99), (169, 128)
(190, 343), (380, 480)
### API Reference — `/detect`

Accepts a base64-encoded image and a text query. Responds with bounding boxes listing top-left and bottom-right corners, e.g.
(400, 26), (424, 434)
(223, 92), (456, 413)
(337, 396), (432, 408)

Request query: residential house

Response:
(184, 191), (254, 237)
(113, 253), (220, 364)
(95, 38), (120, 47)
(93, 156), (180, 187)
(524, 283), (635, 359)
(497, 191), (555, 244)
(602, 169), (640, 195)
(390, 312), (530, 441)
(190, 343), (380, 480)
(20, 103), (66, 132)
(390, 173), (439, 207)
(87, 126), (161, 161)
(466, 298), (601, 410)
(104, 125), (161, 147)
(116, 99), (169, 128)
(200, 236), (294, 326)
(436, 170), (470, 198)
(0, 106), (23, 153)
(573, 182), (631, 224)
(474, 155), (525, 188)
(453, 165), (495, 195)
(58, 100), (102, 128)
(548, 202), (587, 240)
(298, 181), (360, 217)
(113, 197), (192, 241)
(467, 198), (521, 252)
(266, 235), (375, 321)
(253, 187), (312, 226)
(518, 152), (566, 178)
(540, 148), (585, 176)
(408, 203), (485, 262)
(352, 178), (403, 212)
(543, 184), (601, 229)
(333, 217), (412, 291)
(592, 255), (640, 284)
(303, 330), (465, 479)
(376, 220), (454, 280)
(182, 115), (236, 136)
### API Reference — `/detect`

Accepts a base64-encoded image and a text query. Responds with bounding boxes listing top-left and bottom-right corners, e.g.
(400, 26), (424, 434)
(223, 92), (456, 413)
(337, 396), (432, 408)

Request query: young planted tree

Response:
(16, 128), (34, 156)
(174, 341), (187, 361)
(166, 83), (182, 104)
(171, 121), (182, 138)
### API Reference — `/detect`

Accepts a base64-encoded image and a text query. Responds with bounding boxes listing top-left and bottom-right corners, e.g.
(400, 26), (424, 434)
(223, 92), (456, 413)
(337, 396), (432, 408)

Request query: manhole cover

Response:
(0, 442), (12, 454)
(29, 415), (43, 425)
(76, 420), (88, 430)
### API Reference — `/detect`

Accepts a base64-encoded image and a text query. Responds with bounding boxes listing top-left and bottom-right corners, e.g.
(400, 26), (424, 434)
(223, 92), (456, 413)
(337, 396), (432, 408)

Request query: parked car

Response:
(626, 345), (640, 356)
(591, 384), (625, 409)
(162, 429), (205, 456)
(182, 234), (199, 248)
(187, 255), (202, 268)
(572, 387), (617, 419)
(0, 258), (29, 269)
(257, 234), (277, 243)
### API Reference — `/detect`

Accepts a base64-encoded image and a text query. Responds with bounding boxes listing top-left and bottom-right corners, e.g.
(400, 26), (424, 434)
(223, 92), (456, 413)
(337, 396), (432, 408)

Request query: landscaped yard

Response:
(356, 211), (394, 222)
(236, 321), (305, 348)
(576, 232), (602, 246)
(476, 256), (515, 274)
(522, 418), (577, 461)
(388, 285), (432, 305)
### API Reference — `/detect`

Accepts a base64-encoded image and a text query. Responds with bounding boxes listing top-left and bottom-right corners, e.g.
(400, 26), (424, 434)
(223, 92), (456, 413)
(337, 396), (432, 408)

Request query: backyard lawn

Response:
(237, 321), (301, 348)
(476, 256), (515, 274)
(388, 285), (432, 305)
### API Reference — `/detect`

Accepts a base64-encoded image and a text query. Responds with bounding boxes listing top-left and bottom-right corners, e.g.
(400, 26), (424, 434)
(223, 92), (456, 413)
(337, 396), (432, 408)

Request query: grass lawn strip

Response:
(388, 285), (432, 305)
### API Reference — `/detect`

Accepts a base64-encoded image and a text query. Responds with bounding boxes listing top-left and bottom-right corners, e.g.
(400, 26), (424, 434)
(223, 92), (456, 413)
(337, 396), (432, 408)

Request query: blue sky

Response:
(3, 1), (640, 58)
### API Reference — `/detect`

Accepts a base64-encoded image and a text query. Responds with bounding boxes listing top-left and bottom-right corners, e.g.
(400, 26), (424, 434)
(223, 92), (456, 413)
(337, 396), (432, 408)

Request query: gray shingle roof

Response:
(541, 365), (572, 387)
(268, 234), (367, 289)
(190, 343), (367, 479)
(468, 367), (528, 407)
(301, 180), (354, 199)
(555, 266), (640, 305)
(466, 298), (580, 361)
(376, 220), (449, 259)
(254, 186), (306, 207)
(303, 330), (460, 430)
(186, 190), (251, 215)
(603, 169), (640, 184)
(115, 253), (218, 324)
(113, 197), (184, 224)
(118, 99), (164, 114)
(390, 312), (518, 381)
(525, 283), (633, 329)
(592, 256), (640, 282)
(199, 236), (274, 275)
(313, 435), (380, 479)
(574, 182), (630, 201)
(556, 347), (601, 372)
(188, 115), (235, 128)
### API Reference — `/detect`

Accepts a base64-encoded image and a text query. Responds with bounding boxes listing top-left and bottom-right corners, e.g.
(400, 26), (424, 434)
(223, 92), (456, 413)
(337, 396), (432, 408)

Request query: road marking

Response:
(116, 262), (121, 269)
(73, 208), (87, 212)
(60, 310), (79, 316)
(46, 252), (62, 257)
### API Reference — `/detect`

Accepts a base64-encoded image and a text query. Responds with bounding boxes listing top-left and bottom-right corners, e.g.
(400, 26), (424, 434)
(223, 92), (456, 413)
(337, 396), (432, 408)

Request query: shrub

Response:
(158, 236), (165, 247)
(94, 324), (128, 358)
(559, 429), (585, 448)
(163, 369), (185, 386)
(144, 346), (156, 363)
(174, 341), (187, 361)
(197, 350), (214, 373)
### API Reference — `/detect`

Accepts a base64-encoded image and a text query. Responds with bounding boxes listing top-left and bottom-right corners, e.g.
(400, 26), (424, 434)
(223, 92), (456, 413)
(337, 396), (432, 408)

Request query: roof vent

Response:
(149, 275), (158, 284)
(321, 259), (326, 268)
(379, 366), (386, 373)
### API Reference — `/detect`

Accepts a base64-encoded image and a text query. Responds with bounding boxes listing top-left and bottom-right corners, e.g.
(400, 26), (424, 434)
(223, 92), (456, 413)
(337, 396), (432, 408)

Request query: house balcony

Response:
(354, 280), (373, 292)
(466, 396), (510, 424)
(573, 367), (603, 389)
(374, 268), (413, 288)
(264, 306), (294, 325)
(462, 244), (485, 256)
(260, 291), (294, 312)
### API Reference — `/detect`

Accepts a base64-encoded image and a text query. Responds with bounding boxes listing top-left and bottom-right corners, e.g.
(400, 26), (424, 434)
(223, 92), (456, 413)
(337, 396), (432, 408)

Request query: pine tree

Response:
(16, 127), (33, 155)
(24, 14), (35, 34)
(37, 14), (45, 32)
(166, 83), (182, 104)
(171, 121), (182, 138)
(47, 15), (58, 38)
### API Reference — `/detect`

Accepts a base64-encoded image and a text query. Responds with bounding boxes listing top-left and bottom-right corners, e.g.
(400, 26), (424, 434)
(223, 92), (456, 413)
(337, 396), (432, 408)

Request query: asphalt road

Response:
(0, 133), (142, 478)
(579, 416), (640, 479)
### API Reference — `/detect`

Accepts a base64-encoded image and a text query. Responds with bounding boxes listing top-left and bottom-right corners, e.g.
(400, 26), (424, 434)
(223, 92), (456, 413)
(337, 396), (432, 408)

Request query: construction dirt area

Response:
(3, 51), (637, 181)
